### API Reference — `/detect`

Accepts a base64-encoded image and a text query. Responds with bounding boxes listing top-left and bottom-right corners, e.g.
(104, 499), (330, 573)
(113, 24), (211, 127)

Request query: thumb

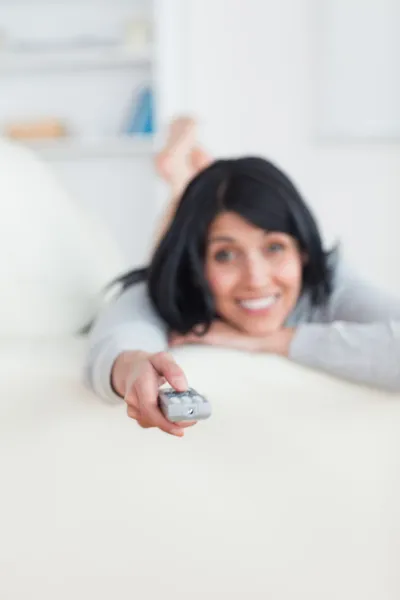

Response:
(149, 352), (188, 391)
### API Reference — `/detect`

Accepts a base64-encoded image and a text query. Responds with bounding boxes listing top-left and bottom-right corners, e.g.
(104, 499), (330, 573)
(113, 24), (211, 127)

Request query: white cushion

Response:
(0, 138), (128, 336)
(0, 342), (399, 599)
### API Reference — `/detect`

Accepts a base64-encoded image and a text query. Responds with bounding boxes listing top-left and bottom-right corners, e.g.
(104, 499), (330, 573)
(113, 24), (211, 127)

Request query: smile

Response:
(238, 295), (279, 311)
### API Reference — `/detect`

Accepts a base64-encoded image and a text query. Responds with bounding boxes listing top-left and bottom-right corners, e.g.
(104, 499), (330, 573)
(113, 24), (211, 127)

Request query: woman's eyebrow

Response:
(209, 231), (271, 244)
(208, 235), (235, 243)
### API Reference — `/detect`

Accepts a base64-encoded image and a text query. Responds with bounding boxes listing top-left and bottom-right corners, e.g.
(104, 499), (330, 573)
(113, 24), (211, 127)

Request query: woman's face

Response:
(204, 212), (304, 336)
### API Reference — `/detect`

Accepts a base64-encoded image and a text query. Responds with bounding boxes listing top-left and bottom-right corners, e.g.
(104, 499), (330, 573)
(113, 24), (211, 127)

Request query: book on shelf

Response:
(123, 86), (154, 136)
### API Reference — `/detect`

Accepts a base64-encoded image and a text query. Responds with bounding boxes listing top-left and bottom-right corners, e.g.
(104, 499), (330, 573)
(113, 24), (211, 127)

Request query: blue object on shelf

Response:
(125, 87), (154, 135)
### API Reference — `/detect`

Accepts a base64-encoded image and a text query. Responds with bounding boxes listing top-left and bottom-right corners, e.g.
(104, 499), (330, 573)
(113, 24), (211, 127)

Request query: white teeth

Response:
(239, 296), (277, 310)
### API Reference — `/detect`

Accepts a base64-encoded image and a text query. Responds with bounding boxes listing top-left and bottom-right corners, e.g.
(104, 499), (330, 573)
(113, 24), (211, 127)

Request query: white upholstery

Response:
(1, 139), (399, 598)
(0, 138), (127, 336)
(0, 339), (399, 599)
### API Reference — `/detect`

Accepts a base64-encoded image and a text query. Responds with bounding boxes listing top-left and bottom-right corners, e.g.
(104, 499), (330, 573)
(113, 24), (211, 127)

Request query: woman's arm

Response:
(111, 350), (150, 398)
(85, 284), (192, 436)
(289, 320), (400, 392)
(288, 266), (400, 392)
(327, 261), (400, 324)
(84, 282), (168, 403)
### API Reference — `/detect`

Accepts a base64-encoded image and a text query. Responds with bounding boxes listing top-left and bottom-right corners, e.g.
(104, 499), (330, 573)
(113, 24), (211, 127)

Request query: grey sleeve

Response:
(289, 266), (400, 392)
(84, 282), (168, 403)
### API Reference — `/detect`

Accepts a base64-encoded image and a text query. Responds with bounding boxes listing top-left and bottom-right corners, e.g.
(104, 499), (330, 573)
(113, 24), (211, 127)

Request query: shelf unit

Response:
(0, 0), (156, 154)
(22, 135), (154, 160)
(0, 0), (189, 264)
(0, 46), (152, 73)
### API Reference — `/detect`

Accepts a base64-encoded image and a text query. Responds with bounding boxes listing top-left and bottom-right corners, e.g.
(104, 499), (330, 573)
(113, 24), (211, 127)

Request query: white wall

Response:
(184, 0), (400, 292)
(7, 0), (398, 288)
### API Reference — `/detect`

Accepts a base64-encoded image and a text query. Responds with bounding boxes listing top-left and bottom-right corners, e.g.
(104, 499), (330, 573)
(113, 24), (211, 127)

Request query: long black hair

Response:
(113, 157), (334, 334)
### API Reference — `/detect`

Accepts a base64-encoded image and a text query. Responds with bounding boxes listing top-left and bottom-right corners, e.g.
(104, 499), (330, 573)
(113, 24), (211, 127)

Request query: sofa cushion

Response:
(0, 139), (127, 336)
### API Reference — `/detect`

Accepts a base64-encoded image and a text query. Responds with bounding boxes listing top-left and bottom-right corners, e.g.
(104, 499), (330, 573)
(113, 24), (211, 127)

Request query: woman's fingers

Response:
(128, 405), (196, 431)
(137, 418), (196, 432)
(169, 334), (202, 347)
(149, 351), (188, 391)
(134, 368), (184, 436)
(124, 352), (196, 437)
(127, 405), (139, 420)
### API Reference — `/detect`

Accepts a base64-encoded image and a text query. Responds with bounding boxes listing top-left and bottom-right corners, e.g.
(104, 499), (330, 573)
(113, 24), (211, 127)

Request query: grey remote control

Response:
(158, 387), (212, 422)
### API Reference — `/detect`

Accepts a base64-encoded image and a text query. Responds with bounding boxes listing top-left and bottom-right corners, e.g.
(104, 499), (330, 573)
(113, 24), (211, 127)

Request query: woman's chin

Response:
(230, 304), (289, 337)
(236, 320), (283, 337)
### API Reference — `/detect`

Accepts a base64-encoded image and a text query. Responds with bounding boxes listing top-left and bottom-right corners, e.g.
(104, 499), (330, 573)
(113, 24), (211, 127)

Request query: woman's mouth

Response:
(238, 295), (279, 313)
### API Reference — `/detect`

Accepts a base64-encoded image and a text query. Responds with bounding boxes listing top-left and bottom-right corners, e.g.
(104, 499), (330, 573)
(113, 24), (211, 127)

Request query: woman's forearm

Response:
(288, 321), (400, 392)
(260, 328), (295, 357)
(84, 283), (168, 403)
(111, 350), (150, 398)
(257, 321), (400, 392)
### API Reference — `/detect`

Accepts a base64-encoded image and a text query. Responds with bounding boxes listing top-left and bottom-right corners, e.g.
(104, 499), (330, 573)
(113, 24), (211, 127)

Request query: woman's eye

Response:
(265, 242), (285, 254)
(214, 249), (236, 262)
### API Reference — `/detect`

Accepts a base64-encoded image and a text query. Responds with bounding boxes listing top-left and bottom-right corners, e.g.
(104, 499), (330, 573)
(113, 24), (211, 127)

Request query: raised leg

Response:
(152, 117), (213, 248)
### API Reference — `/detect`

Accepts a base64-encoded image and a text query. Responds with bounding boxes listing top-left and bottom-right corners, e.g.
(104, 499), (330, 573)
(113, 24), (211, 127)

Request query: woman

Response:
(85, 118), (400, 437)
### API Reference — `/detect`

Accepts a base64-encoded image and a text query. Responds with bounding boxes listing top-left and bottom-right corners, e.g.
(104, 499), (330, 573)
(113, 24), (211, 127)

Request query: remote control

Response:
(158, 387), (212, 422)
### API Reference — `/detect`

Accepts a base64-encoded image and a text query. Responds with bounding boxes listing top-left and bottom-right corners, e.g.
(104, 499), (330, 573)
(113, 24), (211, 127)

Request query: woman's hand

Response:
(169, 321), (295, 356)
(170, 321), (260, 352)
(112, 350), (196, 437)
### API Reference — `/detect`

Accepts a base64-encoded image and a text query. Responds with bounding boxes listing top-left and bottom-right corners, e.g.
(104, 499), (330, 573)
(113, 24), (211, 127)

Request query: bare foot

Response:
(191, 146), (212, 174)
(151, 122), (213, 252)
(155, 117), (198, 192)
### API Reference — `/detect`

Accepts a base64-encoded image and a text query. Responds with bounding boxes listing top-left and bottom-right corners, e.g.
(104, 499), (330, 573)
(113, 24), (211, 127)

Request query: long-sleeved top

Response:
(84, 252), (400, 401)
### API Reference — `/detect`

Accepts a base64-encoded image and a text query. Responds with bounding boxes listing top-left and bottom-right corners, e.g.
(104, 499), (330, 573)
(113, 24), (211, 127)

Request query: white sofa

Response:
(1, 139), (400, 600)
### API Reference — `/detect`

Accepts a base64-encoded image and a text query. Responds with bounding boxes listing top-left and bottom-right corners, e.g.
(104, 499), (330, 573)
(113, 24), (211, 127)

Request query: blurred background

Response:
(0, 0), (399, 289)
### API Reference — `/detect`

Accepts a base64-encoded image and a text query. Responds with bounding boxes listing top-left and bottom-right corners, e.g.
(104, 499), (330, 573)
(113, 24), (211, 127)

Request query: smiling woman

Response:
(85, 118), (400, 435)
(204, 214), (305, 337)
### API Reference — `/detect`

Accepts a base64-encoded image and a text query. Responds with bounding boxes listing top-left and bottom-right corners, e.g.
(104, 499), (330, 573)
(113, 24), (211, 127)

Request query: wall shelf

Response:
(20, 135), (155, 160)
(0, 46), (152, 73)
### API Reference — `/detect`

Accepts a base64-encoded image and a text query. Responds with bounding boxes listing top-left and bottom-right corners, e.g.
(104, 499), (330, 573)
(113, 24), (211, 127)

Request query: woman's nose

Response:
(243, 257), (272, 288)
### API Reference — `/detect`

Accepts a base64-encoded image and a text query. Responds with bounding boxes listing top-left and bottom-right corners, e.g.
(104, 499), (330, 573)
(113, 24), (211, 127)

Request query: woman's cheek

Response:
(206, 266), (235, 296)
(278, 256), (302, 284)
